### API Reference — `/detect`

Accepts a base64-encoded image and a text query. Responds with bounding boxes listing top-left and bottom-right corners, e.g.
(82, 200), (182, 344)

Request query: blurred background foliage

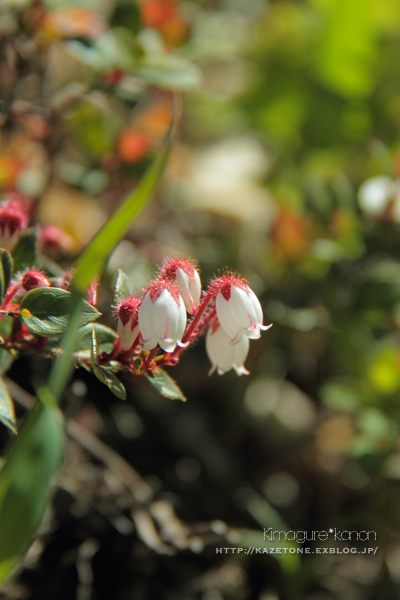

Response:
(2, 0), (400, 598)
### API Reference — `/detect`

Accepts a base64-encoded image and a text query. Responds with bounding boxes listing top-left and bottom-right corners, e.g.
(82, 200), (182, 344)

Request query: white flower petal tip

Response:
(233, 365), (249, 376)
(177, 340), (190, 348)
(261, 323), (273, 331)
(206, 321), (249, 376)
(138, 282), (187, 353)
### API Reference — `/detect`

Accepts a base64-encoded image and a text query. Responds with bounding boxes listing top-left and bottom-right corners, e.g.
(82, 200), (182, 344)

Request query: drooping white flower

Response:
(211, 275), (271, 344)
(206, 319), (249, 376)
(160, 258), (201, 314)
(117, 297), (140, 351)
(138, 280), (187, 353)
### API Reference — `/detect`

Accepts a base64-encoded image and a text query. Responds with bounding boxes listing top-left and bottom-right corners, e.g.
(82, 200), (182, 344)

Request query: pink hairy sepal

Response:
(210, 274), (249, 301)
(147, 279), (181, 304)
(118, 297), (141, 325)
(21, 270), (51, 291)
(0, 197), (29, 234)
(160, 258), (197, 281)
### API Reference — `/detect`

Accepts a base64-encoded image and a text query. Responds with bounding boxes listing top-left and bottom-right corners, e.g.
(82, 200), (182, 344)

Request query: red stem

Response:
(0, 283), (19, 312)
(142, 347), (159, 372)
(181, 290), (214, 345)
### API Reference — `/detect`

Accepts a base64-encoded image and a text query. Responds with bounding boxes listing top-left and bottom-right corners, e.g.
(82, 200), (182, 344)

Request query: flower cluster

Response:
(115, 258), (272, 376)
(0, 196), (272, 405)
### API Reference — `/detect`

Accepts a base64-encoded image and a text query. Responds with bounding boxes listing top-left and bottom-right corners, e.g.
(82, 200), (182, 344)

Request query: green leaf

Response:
(75, 323), (118, 354)
(0, 350), (14, 377)
(114, 269), (136, 304)
(90, 326), (126, 399)
(0, 318), (15, 376)
(0, 378), (16, 434)
(0, 398), (64, 583)
(0, 250), (13, 304)
(145, 368), (186, 401)
(11, 230), (37, 273)
(94, 367), (127, 400)
(20, 288), (101, 337)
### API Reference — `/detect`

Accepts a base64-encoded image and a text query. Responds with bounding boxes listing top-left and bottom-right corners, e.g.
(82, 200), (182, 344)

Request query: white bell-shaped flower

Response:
(213, 276), (271, 345)
(138, 280), (187, 353)
(160, 258), (201, 314)
(206, 320), (249, 375)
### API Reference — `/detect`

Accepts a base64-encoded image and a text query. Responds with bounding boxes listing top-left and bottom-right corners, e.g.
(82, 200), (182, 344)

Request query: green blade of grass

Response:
(0, 391), (64, 583)
(0, 93), (180, 585)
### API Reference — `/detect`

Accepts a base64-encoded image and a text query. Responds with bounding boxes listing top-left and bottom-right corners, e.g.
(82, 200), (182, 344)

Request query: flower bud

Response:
(138, 280), (187, 352)
(206, 319), (249, 376)
(38, 225), (74, 254)
(58, 269), (74, 291)
(117, 297), (141, 351)
(21, 269), (51, 292)
(211, 275), (271, 344)
(160, 258), (201, 314)
(0, 195), (30, 251)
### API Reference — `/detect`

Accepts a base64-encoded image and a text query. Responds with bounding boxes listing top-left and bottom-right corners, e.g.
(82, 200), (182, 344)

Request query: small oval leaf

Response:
(0, 250), (13, 304)
(114, 269), (136, 304)
(0, 378), (16, 435)
(75, 323), (118, 354)
(145, 368), (186, 401)
(90, 326), (126, 399)
(20, 288), (101, 337)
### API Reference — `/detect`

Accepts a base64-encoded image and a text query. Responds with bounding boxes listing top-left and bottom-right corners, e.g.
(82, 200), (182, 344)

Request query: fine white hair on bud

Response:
(117, 297), (141, 351)
(206, 319), (249, 376)
(160, 258), (201, 314)
(211, 275), (271, 345)
(138, 280), (187, 353)
(21, 269), (51, 292)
